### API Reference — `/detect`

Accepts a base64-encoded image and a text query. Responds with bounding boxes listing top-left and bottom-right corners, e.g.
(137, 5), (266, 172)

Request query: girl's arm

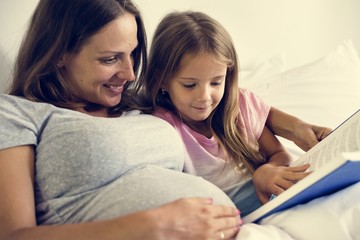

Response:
(266, 107), (332, 151)
(0, 146), (240, 240)
(252, 126), (310, 204)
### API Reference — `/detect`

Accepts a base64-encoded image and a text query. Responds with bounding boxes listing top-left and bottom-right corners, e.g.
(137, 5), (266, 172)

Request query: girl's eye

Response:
(211, 81), (222, 86)
(100, 57), (117, 65)
(183, 83), (195, 88)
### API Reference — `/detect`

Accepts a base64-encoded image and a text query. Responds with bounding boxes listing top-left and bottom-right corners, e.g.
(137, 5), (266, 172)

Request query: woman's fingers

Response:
(213, 203), (241, 218)
(216, 227), (240, 240)
(171, 198), (242, 238)
(205, 201), (242, 239)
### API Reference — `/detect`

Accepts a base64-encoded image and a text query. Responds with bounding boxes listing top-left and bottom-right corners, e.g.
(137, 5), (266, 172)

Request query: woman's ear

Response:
(56, 54), (67, 68)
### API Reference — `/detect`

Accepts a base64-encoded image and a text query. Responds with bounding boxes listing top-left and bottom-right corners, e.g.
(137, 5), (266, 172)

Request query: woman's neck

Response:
(77, 106), (109, 118)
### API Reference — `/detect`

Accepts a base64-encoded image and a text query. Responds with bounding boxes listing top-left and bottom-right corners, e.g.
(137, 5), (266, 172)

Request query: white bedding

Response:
(261, 182), (360, 240)
(237, 182), (360, 240)
(243, 183), (360, 240)
(236, 40), (360, 240)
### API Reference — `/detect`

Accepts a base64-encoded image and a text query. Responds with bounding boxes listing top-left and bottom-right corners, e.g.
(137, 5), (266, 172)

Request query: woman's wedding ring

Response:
(220, 231), (225, 239)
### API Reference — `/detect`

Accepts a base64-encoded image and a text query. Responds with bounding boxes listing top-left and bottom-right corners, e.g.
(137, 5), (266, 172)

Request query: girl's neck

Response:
(182, 118), (213, 138)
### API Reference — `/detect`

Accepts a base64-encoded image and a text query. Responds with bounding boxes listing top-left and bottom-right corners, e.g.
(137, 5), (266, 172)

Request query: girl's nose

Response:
(196, 85), (210, 102)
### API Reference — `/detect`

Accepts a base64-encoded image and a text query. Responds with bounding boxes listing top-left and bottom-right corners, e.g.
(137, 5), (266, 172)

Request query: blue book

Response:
(243, 109), (360, 223)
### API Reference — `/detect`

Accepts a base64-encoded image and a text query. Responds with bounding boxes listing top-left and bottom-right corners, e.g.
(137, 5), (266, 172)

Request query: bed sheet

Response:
(236, 182), (360, 240)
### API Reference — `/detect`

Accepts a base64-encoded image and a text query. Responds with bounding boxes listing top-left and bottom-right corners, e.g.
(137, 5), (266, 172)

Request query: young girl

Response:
(137, 11), (313, 216)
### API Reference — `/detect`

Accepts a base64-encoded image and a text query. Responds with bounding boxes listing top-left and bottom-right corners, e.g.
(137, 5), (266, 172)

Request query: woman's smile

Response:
(103, 82), (125, 95)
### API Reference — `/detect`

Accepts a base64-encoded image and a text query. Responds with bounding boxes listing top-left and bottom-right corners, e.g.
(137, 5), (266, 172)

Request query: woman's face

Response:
(166, 53), (227, 124)
(60, 13), (138, 109)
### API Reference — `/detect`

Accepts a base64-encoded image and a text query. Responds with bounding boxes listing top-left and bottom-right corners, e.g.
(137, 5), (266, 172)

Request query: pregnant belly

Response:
(38, 165), (236, 224)
(91, 165), (235, 219)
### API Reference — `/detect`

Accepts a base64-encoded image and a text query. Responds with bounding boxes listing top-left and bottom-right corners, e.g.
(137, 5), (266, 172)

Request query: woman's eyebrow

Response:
(97, 50), (124, 55)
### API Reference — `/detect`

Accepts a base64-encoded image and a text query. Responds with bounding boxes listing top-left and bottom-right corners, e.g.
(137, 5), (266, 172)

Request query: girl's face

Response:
(166, 53), (227, 124)
(60, 13), (138, 111)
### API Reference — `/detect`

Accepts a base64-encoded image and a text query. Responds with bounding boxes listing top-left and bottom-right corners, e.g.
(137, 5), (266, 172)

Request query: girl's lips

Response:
(193, 106), (209, 110)
(192, 106), (211, 114)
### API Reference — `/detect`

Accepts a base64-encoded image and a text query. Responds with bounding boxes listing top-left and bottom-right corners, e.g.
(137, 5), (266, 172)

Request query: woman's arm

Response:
(266, 107), (332, 151)
(0, 146), (240, 240)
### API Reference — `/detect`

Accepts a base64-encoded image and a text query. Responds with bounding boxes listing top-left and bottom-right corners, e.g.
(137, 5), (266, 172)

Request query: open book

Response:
(243, 109), (360, 223)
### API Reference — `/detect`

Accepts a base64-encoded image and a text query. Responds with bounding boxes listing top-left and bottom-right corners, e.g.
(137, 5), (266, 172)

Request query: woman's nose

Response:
(116, 57), (136, 81)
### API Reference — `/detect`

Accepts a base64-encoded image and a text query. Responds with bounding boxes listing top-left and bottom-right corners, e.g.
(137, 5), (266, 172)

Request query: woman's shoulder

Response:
(1, 94), (39, 113)
(0, 94), (76, 124)
(0, 94), (46, 107)
(0, 93), (27, 102)
(1, 94), (55, 114)
(0, 95), (56, 149)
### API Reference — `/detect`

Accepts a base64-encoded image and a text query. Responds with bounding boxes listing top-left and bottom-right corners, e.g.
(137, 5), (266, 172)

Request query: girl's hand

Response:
(253, 164), (311, 204)
(266, 107), (332, 151)
(293, 124), (332, 151)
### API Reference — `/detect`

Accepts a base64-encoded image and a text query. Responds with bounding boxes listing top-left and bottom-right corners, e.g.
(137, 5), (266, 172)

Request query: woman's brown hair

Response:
(10, 0), (147, 114)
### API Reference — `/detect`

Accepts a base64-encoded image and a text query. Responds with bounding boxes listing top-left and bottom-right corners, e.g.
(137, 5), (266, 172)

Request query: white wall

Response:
(135, 0), (360, 69)
(0, 0), (38, 93)
(1, 0), (360, 93)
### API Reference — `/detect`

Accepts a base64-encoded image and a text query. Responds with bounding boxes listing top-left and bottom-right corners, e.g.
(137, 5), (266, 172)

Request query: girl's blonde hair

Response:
(137, 11), (265, 173)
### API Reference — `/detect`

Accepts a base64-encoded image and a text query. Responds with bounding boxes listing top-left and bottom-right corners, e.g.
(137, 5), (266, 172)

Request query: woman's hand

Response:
(253, 163), (311, 204)
(145, 198), (242, 240)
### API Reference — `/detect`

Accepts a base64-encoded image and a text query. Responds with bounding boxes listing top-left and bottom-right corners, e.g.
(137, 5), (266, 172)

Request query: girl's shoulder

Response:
(152, 107), (181, 128)
(238, 87), (256, 99)
(238, 88), (269, 109)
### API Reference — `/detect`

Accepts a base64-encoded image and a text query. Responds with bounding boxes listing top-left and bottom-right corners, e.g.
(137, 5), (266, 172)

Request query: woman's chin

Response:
(103, 96), (122, 107)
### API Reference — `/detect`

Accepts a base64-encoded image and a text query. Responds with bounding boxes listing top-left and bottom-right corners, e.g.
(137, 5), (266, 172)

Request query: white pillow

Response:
(240, 54), (288, 84)
(242, 40), (360, 157)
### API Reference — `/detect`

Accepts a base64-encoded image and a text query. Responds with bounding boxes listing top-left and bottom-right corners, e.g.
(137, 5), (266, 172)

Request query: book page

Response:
(291, 110), (360, 171)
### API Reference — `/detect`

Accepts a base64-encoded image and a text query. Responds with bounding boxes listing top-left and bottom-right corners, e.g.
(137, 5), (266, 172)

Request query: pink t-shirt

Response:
(153, 88), (270, 191)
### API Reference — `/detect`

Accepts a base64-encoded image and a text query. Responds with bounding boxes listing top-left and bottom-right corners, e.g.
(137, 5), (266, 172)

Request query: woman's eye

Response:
(101, 57), (117, 64)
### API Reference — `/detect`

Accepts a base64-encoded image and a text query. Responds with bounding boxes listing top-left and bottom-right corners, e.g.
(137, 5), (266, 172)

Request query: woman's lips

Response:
(103, 83), (124, 94)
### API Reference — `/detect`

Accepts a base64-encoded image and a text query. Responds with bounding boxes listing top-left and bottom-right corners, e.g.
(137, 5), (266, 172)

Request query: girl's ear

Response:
(160, 84), (168, 95)
(160, 83), (168, 91)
